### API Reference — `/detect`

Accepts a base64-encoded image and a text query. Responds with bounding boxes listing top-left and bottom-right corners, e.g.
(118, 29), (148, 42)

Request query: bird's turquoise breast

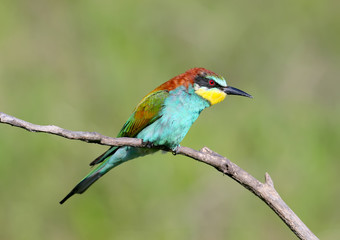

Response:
(137, 85), (209, 149)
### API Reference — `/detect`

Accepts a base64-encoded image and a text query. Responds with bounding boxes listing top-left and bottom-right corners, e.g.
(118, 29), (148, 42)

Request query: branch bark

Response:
(0, 112), (318, 240)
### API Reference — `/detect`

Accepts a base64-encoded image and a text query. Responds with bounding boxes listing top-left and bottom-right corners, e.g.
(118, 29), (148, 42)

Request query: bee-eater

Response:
(60, 67), (252, 204)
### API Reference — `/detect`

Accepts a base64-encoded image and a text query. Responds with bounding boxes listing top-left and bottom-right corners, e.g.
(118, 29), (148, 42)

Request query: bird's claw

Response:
(171, 145), (180, 155)
(143, 141), (154, 149)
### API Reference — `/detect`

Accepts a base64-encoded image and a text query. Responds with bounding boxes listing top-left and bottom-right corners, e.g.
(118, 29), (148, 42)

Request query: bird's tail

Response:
(60, 148), (122, 204)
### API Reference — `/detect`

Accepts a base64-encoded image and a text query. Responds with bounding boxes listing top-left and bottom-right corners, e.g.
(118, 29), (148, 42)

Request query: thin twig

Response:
(0, 112), (318, 240)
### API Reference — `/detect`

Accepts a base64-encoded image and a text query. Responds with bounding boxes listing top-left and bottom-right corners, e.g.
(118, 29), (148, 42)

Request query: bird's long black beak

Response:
(223, 86), (253, 98)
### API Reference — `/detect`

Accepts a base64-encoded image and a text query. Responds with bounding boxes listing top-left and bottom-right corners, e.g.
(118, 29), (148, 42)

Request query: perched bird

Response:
(60, 68), (252, 204)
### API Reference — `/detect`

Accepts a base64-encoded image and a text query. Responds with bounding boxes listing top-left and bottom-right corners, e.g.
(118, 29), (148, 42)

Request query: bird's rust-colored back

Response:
(153, 67), (219, 92)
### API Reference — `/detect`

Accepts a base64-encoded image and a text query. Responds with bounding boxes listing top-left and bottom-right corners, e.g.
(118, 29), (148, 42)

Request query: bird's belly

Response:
(137, 115), (196, 149)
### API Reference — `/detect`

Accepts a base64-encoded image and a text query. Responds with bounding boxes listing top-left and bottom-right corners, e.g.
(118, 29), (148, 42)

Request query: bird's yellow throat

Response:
(195, 88), (226, 105)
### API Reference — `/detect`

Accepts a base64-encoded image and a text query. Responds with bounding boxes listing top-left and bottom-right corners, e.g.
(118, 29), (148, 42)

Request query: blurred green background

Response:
(0, 0), (339, 239)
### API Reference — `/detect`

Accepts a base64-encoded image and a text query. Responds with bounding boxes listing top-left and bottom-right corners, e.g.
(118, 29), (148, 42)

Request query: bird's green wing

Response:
(90, 90), (169, 166)
(118, 90), (169, 138)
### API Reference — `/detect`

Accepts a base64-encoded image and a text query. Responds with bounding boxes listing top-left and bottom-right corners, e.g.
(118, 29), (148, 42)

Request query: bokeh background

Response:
(0, 0), (339, 239)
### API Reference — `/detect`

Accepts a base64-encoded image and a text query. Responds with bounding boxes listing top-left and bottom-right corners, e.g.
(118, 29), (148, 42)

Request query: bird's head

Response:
(192, 68), (252, 105)
(154, 68), (252, 105)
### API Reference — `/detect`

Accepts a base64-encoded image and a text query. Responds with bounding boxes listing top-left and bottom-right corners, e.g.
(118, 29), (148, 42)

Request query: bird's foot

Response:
(171, 145), (180, 155)
(143, 141), (154, 149)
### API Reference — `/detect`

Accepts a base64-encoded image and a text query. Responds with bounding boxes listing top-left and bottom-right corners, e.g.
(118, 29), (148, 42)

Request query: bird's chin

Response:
(195, 88), (227, 105)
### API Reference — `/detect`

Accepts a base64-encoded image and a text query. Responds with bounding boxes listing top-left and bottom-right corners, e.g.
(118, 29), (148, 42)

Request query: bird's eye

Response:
(209, 80), (215, 86)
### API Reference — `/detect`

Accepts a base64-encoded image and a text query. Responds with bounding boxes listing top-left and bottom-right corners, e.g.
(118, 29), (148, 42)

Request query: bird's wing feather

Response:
(89, 90), (169, 166)
(117, 90), (169, 137)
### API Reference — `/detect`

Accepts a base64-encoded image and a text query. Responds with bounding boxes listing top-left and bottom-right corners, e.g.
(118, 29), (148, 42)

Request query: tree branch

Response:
(0, 112), (318, 240)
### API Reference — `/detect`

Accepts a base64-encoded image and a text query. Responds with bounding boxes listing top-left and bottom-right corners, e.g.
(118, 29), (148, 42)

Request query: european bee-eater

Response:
(60, 68), (252, 204)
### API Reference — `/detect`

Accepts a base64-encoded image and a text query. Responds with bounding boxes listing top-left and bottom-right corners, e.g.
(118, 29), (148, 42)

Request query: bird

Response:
(60, 67), (252, 204)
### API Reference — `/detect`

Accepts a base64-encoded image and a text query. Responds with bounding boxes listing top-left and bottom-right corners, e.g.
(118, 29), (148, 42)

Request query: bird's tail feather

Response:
(60, 154), (122, 204)
(90, 146), (119, 166)
(59, 171), (102, 204)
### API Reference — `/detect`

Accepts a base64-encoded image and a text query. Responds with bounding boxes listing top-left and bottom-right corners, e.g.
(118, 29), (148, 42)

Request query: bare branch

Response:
(0, 112), (318, 240)
(0, 112), (144, 147)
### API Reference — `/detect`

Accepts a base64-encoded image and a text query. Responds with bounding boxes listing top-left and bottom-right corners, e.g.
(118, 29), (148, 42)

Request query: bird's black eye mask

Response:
(194, 74), (222, 89)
